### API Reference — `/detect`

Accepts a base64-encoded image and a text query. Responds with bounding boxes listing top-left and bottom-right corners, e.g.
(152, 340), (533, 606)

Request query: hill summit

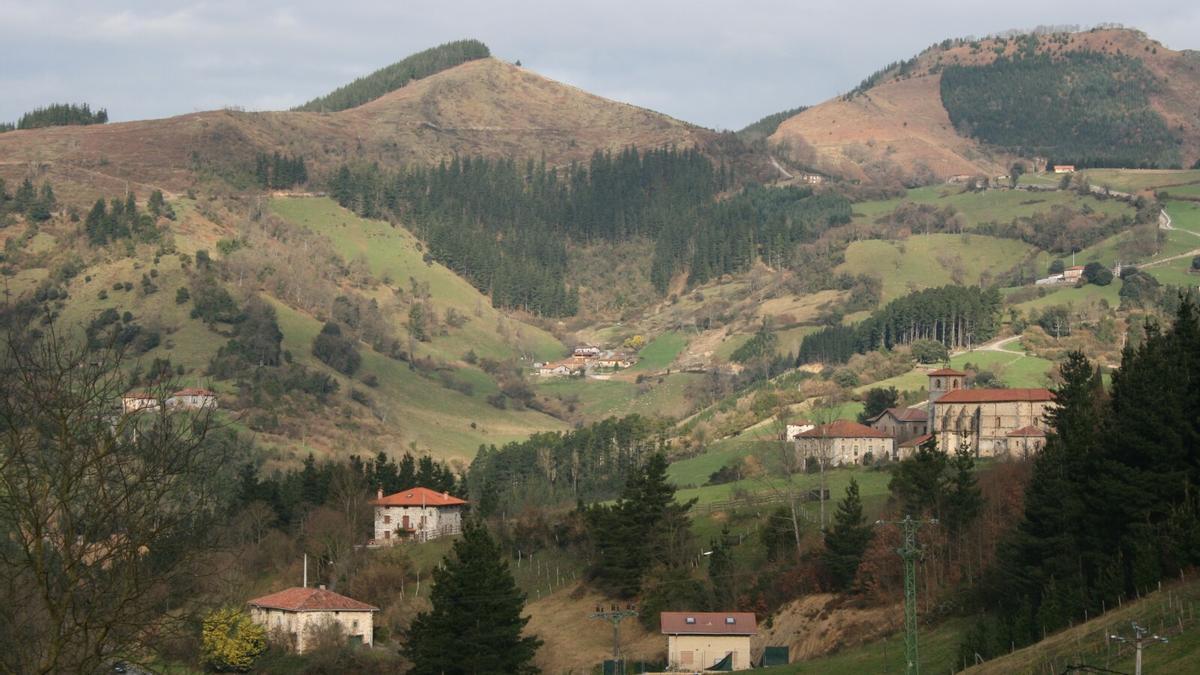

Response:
(769, 27), (1200, 182)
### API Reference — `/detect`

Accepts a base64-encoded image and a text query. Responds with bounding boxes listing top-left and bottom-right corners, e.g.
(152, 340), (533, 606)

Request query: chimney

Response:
(377, 487), (383, 500)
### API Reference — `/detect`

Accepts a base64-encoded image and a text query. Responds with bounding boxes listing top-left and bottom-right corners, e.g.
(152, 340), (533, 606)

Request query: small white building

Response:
(662, 612), (757, 671)
(121, 391), (160, 414)
(572, 345), (602, 357)
(167, 387), (218, 410)
(371, 486), (466, 544)
(247, 586), (378, 653)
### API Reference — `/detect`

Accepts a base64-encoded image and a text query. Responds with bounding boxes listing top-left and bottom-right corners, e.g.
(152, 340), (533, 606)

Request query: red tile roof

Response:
(1006, 425), (1047, 437)
(937, 388), (1054, 404)
(661, 612), (757, 636)
(796, 420), (889, 439)
(123, 391), (158, 400)
(928, 368), (967, 377)
(248, 587), (378, 612)
(899, 433), (934, 448)
(372, 486), (467, 508)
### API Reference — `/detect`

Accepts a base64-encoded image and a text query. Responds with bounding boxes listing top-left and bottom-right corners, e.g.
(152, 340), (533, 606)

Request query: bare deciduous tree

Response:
(0, 327), (237, 674)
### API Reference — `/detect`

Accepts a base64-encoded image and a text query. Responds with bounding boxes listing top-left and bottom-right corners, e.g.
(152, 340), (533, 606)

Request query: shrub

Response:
(910, 339), (949, 364)
(201, 608), (266, 672)
(312, 322), (361, 375)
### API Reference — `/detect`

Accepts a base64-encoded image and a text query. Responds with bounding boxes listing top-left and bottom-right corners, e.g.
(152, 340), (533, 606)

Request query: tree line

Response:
(467, 415), (664, 513)
(798, 285), (1002, 364)
(958, 299), (1200, 663)
(941, 52), (1180, 168)
(255, 152), (308, 190)
(293, 39), (491, 113)
(0, 102), (108, 132)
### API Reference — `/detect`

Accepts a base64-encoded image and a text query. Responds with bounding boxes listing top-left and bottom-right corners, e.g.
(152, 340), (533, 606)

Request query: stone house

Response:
(247, 586), (378, 653)
(661, 612), (757, 671)
(794, 420), (894, 466)
(867, 407), (929, 444)
(371, 486), (466, 545)
(121, 391), (160, 414)
(167, 387), (217, 410)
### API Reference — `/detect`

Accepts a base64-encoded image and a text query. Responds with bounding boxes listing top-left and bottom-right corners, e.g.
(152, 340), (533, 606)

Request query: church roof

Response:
(937, 388), (1054, 404)
(928, 368), (967, 377)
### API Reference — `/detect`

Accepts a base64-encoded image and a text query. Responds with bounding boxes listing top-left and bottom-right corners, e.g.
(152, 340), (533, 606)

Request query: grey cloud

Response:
(0, 0), (1196, 129)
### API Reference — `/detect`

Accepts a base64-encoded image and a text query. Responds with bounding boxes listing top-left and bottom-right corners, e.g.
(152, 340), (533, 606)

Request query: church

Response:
(927, 368), (1054, 458)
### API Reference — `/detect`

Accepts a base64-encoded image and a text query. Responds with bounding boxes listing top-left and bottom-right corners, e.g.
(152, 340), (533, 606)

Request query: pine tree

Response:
(404, 520), (542, 674)
(943, 442), (983, 536)
(823, 477), (874, 591)
(708, 524), (737, 608)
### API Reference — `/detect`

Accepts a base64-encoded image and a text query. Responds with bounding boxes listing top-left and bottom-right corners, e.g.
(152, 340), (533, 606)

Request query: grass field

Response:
(838, 234), (1045, 302)
(536, 371), (701, 422)
(1007, 281), (1123, 313)
(1079, 168), (1200, 193)
(629, 330), (687, 371)
(270, 197), (564, 363)
(852, 185), (1131, 229)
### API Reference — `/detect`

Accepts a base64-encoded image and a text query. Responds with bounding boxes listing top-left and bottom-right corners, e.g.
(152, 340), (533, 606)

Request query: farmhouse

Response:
(661, 612), (757, 671)
(794, 420), (894, 466)
(247, 586), (377, 653)
(121, 391), (160, 414)
(167, 387), (217, 410)
(929, 370), (1054, 457)
(784, 420), (815, 441)
(1053, 165), (1076, 173)
(536, 356), (588, 377)
(572, 345), (602, 357)
(897, 433), (934, 460)
(867, 407), (929, 444)
(1063, 265), (1085, 282)
(371, 487), (466, 544)
(593, 352), (635, 369)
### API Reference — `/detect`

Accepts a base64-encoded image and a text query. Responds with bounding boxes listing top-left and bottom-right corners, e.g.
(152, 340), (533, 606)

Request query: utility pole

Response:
(590, 605), (638, 672)
(876, 516), (938, 675)
(1110, 621), (1168, 675)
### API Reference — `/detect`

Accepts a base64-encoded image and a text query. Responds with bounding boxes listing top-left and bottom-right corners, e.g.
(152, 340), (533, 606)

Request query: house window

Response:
(725, 617), (736, 624)
(685, 617), (696, 624)
(936, 378), (942, 389)
(383, 515), (391, 524)
(352, 620), (359, 629)
(681, 651), (694, 665)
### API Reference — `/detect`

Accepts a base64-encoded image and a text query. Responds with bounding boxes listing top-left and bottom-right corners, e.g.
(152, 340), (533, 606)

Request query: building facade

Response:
(371, 487), (466, 545)
(930, 384), (1054, 457)
(167, 387), (218, 410)
(794, 420), (895, 465)
(867, 407), (929, 444)
(247, 586), (377, 653)
(661, 612), (757, 671)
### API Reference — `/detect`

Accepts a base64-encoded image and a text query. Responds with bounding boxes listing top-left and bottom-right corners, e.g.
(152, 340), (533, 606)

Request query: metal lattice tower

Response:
(877, 515), (938, 675)
(589, 605), (639, 667)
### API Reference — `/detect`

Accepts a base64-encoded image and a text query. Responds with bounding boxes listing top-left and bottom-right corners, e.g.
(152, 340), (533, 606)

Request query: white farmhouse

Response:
(247, 585), (378, 653)
(168, 387), (218, 410)
(371, 486), (467, 544)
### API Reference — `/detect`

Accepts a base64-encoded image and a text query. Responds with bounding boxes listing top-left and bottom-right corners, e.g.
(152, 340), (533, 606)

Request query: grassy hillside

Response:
(852, 185), (1132, 229)
(269, 197), (563, 363)
(837, 234), (1043, 302)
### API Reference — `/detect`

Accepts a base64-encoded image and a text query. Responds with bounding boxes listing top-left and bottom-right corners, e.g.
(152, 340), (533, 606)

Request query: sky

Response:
(1, 1), (1198, 131)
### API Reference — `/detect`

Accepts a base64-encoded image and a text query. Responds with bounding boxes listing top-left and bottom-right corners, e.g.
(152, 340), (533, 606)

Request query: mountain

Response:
(0, 57), (727, 198)
(768, 28), (1200, 181)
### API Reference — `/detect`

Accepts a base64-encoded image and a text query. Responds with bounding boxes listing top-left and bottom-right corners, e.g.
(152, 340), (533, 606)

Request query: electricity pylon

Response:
(590, 604), (638, 668)
(877, 515), (938, 675)
(1110, 621), (1169, 675)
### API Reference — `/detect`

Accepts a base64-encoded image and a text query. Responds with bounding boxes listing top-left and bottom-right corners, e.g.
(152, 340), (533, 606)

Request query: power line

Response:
(590, 605), (638, 667)
(1109, 622), (1168, 675)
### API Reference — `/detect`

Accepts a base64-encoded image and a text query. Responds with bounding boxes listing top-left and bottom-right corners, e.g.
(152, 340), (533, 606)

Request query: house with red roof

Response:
(167, 387), (217, 410)
(247, 585), (378, 653)
(794, 420), (894, 466)
(928, 369), (1054, 457)
(661, 611), (757, 671)
(121, 391), (160, 414)
(370, 486), (467, 545)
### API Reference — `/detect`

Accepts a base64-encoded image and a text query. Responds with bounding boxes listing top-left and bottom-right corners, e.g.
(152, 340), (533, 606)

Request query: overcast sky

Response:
(2, 1), (1198, 130)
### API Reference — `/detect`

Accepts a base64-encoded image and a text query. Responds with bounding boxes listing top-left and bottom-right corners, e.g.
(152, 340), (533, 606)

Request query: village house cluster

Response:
(794, 368), (1053, 467)
(535, 344), (636, 377)
(121, 387), (218, 414)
